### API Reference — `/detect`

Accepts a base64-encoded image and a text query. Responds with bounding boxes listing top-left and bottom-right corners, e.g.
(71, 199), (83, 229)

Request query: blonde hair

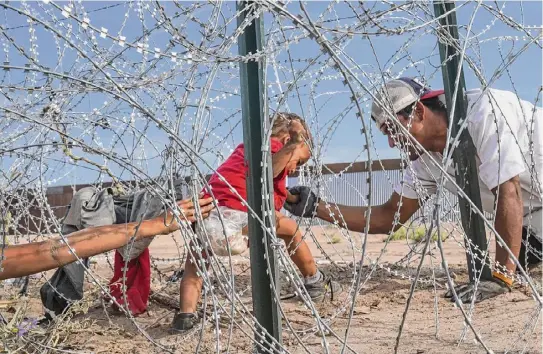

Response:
(270, 112), (313, 148)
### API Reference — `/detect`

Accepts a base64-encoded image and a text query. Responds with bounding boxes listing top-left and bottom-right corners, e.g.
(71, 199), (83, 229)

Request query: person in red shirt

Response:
(171, 113), (341, 333)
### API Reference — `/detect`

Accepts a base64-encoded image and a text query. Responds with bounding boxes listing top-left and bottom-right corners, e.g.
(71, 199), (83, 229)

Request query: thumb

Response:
(283, 200), (295, 213)
(286, 193), (299, 204)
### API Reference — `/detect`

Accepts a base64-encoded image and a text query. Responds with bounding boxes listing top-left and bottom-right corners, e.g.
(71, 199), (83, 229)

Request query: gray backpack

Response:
(39, 180), (186, 319)
(40, 187), (116, 319)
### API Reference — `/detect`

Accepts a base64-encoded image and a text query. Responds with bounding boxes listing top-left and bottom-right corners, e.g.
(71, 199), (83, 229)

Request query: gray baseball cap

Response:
(371, 77), (444, 131)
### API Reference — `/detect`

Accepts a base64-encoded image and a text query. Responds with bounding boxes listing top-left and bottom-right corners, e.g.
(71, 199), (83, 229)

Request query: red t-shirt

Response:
(202, 138), (288, 212)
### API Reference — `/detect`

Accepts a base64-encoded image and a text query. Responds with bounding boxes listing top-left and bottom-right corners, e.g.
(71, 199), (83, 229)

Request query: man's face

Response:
(380, 113), (424, 161)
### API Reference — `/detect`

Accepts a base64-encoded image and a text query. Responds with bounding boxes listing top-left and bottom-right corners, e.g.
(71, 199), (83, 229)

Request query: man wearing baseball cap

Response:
(285, 77), (542, 303)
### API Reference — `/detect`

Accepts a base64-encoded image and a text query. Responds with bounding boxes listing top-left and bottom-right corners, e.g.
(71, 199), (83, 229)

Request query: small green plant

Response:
(1, 212), (12, 245)
(388, 226), (407, 241)
(324, 225), (338, 233)
(323, 225), (342, 244)
(0, 211), (11, 229)
(328, 233), (342, 244)
(385, 225), (447, 243)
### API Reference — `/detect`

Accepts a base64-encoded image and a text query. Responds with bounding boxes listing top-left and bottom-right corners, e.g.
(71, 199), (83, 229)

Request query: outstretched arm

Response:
(0, 197), (214, 280)
(316, 192), (421, 234)
(1, 219), (168, 280)
(285, 187), (421, 234)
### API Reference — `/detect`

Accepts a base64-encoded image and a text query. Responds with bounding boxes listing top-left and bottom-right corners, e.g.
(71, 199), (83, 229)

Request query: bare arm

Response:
(0, 197), (215, 280)
(1, 219), (167, 280)
(315, 192), (421, 234)
(493, 176), (523, 274)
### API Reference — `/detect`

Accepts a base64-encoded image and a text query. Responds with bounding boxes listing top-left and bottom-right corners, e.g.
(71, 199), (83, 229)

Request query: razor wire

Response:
(0, 1), (542, 353)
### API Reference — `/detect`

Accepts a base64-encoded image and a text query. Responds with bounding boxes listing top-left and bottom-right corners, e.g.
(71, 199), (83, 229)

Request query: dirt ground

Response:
(1, 225), (542, 353)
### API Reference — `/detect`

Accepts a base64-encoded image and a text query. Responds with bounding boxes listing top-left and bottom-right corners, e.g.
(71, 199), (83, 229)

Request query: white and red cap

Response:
(371, 77), (445, 130)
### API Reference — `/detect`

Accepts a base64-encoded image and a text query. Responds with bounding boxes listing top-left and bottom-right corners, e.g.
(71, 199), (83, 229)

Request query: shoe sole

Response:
(307, 283), (343, 302)
(169, 324), (199, 336)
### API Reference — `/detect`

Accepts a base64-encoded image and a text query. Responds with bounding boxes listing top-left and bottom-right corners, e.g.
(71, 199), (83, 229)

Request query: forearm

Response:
(493, 178), (523, 274)
(316, 202), (395, 234)
(315, 192), (420, 234)
(0, 219), (165, 280)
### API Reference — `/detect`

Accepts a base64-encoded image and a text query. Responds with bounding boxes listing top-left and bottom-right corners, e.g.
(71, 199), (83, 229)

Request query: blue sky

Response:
(1, 1), (541, 187)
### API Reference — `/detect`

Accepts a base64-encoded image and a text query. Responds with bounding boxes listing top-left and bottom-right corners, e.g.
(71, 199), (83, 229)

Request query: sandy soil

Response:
(1, 224), (541, 353)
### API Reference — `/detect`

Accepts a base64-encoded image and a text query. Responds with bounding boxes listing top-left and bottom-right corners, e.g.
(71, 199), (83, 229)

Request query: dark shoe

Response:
(444, 278), (510, 303)
(170, 312), (198, 334)
(518, 226), (542, 271)
(304, 271), (342, 301)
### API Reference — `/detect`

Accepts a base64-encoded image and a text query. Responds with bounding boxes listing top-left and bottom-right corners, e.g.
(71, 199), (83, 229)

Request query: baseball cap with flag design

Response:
(371, 77), (445, 132)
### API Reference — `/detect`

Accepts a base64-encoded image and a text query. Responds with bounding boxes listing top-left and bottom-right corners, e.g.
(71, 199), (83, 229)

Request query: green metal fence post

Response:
(434, 1), (493, 282)
(237, 1), (282, 352)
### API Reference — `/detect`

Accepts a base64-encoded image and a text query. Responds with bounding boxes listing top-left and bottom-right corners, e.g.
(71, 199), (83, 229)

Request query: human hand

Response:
(286, 191), (300, 204)
(156, 196), (215, 234)
(283, 186), (319, 218)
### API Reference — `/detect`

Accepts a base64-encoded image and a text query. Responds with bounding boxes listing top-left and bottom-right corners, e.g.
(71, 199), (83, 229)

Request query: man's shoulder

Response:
(465, 88), (521, 115)
(466, 88), (495, 111)
(466, 87), (511, 100)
